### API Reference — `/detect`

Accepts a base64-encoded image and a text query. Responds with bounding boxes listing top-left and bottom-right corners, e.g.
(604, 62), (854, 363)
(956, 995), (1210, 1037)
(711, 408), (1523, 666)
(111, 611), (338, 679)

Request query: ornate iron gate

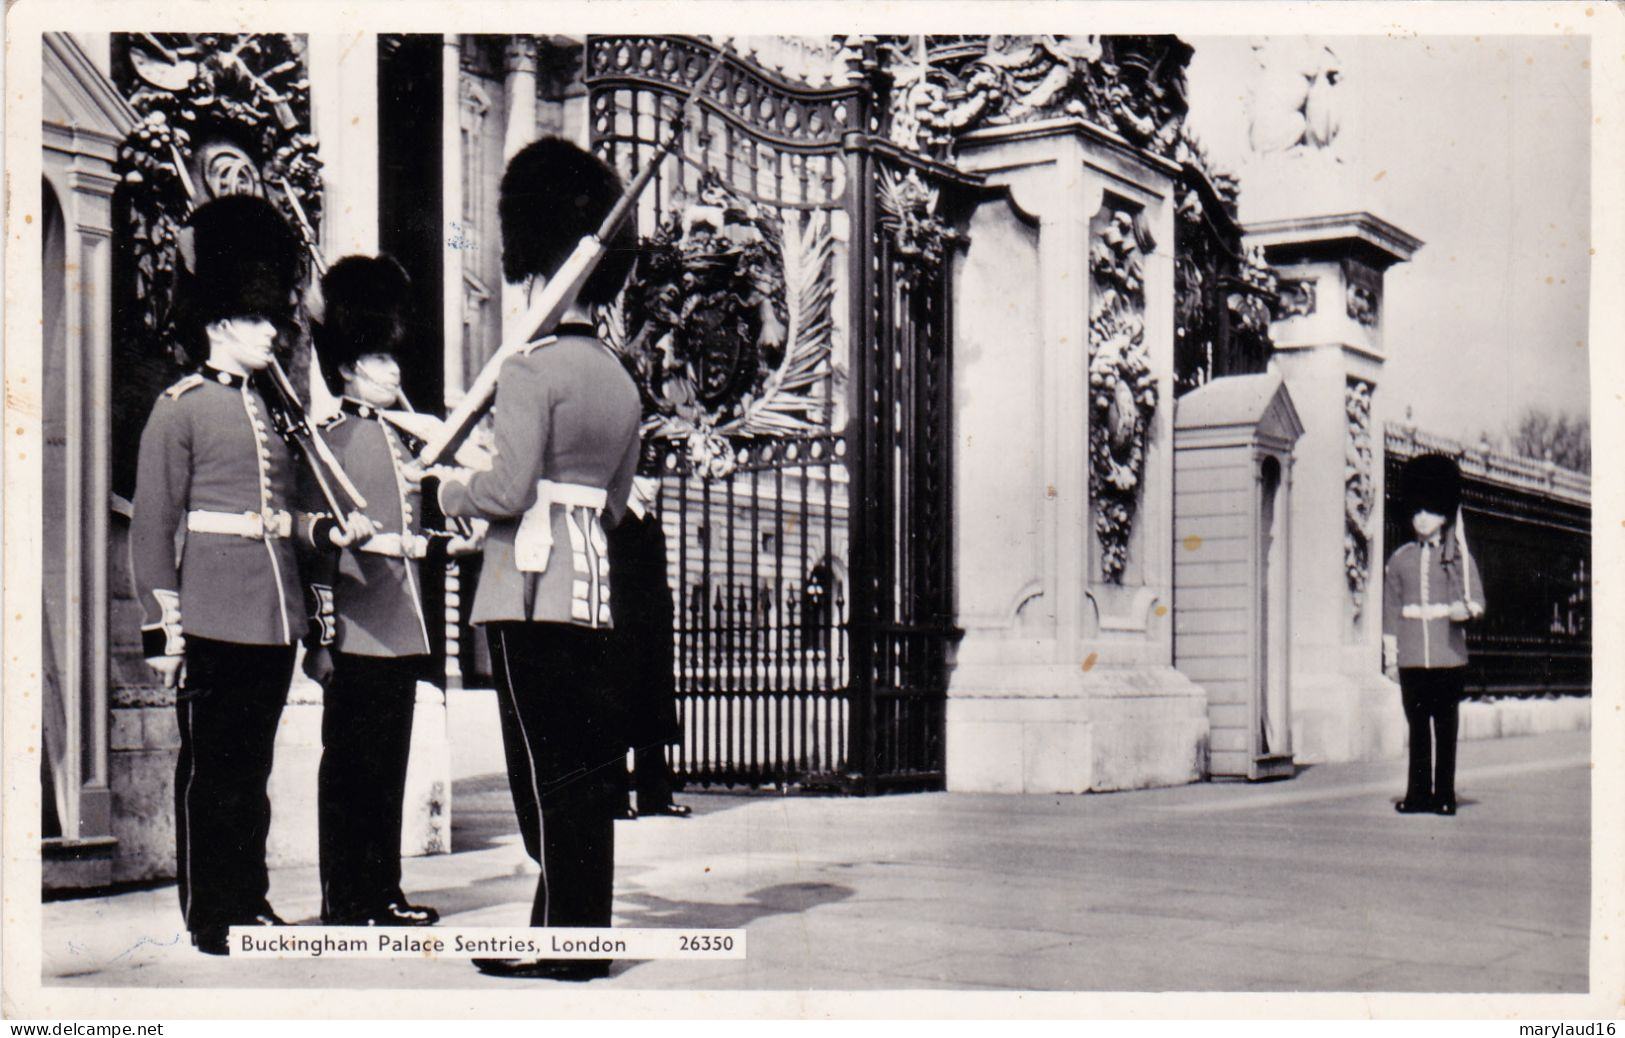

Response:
(587, 36), (966, 792)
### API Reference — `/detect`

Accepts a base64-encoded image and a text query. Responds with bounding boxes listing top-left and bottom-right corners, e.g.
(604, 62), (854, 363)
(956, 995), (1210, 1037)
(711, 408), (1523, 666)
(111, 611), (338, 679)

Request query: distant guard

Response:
(1383, 453), (1486, 816)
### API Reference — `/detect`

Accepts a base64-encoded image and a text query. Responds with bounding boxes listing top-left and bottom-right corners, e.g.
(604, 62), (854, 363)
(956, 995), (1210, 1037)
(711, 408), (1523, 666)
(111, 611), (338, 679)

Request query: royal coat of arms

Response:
(607, 176), (837, 478)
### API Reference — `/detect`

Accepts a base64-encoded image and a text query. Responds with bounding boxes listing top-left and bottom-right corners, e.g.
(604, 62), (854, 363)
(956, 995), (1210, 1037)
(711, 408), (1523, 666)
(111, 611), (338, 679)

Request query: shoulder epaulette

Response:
(319, 412), (347, 430)
(519, 334), (560, 357)
(163, 373), (205, 400)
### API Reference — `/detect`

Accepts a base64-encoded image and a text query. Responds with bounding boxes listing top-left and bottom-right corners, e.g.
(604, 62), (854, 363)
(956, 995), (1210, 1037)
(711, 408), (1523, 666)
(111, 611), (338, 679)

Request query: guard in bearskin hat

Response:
(130, 195), (373, 955)
(432, 138), (642, 981)
(304, 254), (477, 928)
(1382, 452), (1486, 816)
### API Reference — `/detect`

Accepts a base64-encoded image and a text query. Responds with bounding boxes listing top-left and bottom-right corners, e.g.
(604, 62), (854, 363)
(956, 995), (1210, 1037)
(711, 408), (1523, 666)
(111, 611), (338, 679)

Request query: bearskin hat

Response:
(171, 195), (303, 362)
(1399, 452), (1462, 519)
(499, 137), (636, 306)
(312, 254), (417, 391)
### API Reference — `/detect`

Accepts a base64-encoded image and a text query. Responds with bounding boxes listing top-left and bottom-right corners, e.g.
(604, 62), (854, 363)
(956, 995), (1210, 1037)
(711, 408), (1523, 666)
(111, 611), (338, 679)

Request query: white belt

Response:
(187, 509), (293, 540)
(515, 480), (607, 574)
(357, 531), (430, 560)
(1401, 602), (1453, 620)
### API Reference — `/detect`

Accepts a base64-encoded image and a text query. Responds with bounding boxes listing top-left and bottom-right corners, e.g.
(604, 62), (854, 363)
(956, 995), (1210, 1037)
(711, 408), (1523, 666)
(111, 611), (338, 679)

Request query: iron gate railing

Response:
(648, 435), (851, 787)
(1384, 426), (1591, 698)
(587, 36), (970, 792)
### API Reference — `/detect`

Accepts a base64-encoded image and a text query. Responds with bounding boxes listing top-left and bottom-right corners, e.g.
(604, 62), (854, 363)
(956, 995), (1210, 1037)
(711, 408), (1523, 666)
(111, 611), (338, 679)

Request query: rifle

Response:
(417, 49), (726, 468)
(255, 358), (370, 532)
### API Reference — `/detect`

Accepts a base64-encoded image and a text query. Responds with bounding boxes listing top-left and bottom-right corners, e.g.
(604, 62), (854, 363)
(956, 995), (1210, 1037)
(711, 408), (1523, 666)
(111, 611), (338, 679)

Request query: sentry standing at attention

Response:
(129, 196), (373, 956)
(432, 138), (642, 982)
(1383, 452), (1486, 817)
(304, 254), (480, 930)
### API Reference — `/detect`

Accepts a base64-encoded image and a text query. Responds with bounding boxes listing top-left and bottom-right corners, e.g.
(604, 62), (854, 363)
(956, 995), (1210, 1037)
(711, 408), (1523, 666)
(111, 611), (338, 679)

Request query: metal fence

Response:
(1383, 425), (1590, 698)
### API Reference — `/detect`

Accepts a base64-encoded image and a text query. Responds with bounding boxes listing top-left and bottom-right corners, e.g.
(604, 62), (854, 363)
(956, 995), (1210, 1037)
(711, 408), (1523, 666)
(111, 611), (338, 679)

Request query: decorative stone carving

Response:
(115, 33), (322, 356)
(607, 177), (837, 479)
(1228, 243), (1279, 340)
(1276, 277), (1317, 318)
(1089, 198), (1158, 583)
(876, 35), (1193, 160)
(1247, 37), (1344, 155)
(1344, 258), (1381, 328)
(199, 140), (262, 198)
(1345, 378), (1375, 623)
(1346, 284), (1378, 328)
(504, 35), (539, 76)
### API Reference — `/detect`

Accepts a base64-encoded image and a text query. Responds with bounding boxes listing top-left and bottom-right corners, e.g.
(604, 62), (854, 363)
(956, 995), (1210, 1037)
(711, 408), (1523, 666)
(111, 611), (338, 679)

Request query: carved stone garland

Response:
(115, 33), (323, 361)
(607, 176), (836, 480)
(1344, 378), (1376, 623)
(1089, 201), (1159, 583)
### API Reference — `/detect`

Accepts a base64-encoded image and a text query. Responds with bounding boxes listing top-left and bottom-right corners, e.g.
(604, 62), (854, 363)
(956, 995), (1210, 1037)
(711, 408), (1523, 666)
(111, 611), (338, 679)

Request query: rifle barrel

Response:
(263, 359), (368, 513)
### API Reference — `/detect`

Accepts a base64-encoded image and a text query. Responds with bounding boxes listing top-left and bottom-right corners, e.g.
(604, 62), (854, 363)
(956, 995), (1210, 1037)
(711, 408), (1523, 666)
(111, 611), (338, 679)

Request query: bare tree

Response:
(1499, 408), (1591, 474)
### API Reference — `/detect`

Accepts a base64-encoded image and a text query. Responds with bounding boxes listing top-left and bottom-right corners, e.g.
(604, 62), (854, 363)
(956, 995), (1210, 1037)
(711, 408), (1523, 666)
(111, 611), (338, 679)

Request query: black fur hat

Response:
(313, 254), (416, 391)
(172, 195), (303, 361)
(1399, 453), (1462, 518)
(499, 137), (635, 306)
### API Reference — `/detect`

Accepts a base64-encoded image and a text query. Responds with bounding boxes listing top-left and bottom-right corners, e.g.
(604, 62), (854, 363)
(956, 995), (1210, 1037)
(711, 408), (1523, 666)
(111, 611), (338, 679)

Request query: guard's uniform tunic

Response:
(1382, 534), (1486, 806)
(308, 397), (437, 922)
(130, 366), (318, 936)
(439, 324), (640, 930)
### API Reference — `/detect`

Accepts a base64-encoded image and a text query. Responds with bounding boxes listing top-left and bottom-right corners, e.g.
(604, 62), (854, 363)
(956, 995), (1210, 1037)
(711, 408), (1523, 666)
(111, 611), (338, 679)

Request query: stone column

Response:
(1243, 213), (1422, 763)
(40, 31), (130, 883)
(500, 36), (539, 344)
(946, 119), (1208, 793)
(442, 34), (467, 407)
(307, 32), (380, 260)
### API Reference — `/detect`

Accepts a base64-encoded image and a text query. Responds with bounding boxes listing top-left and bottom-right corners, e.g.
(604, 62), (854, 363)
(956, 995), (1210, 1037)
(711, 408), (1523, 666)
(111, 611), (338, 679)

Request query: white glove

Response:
(330, 511), (378, 547)
(148, 654), (185, 689)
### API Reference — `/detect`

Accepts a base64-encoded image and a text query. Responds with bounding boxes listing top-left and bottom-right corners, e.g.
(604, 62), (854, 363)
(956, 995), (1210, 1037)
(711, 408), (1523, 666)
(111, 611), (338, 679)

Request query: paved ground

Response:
(40, 729), (1590, 993)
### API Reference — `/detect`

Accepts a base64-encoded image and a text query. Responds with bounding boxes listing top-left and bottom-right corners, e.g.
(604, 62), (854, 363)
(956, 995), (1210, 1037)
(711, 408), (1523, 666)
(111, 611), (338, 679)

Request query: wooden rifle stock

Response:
(418, 49), (725, 468)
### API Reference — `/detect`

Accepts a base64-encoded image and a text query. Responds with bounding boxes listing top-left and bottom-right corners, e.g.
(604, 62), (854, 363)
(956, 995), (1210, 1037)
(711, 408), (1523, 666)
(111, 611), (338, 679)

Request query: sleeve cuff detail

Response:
(309, 583), (337, 646)
(312, 517), (341, 548)
(142, 626), (184, 659)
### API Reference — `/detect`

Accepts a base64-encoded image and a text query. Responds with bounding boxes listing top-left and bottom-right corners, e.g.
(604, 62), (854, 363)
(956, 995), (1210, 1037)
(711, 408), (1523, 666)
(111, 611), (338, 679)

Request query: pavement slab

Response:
(39, 730), (1591, 994)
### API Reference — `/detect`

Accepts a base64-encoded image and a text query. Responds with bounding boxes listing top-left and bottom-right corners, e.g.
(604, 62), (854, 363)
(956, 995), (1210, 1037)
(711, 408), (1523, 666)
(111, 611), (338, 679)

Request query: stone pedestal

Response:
(1244, 213), (1422, 763)
(946, 119), (1207, 793)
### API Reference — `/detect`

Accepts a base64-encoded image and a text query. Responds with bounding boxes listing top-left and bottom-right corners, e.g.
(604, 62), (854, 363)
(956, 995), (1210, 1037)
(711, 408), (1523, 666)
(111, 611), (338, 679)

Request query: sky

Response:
(1186, 35), (1592, 444)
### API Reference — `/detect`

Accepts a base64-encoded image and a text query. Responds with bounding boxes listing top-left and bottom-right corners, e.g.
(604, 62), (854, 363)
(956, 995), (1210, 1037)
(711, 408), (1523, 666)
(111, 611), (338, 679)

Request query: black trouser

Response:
(318, 652), (422, 921)
(633, 744), (675, 813)
(487, 623), (625, 929)
(173, 637), (296, 934)
(1399, 667), (1465, 805)
(607, 512), (682, 814)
